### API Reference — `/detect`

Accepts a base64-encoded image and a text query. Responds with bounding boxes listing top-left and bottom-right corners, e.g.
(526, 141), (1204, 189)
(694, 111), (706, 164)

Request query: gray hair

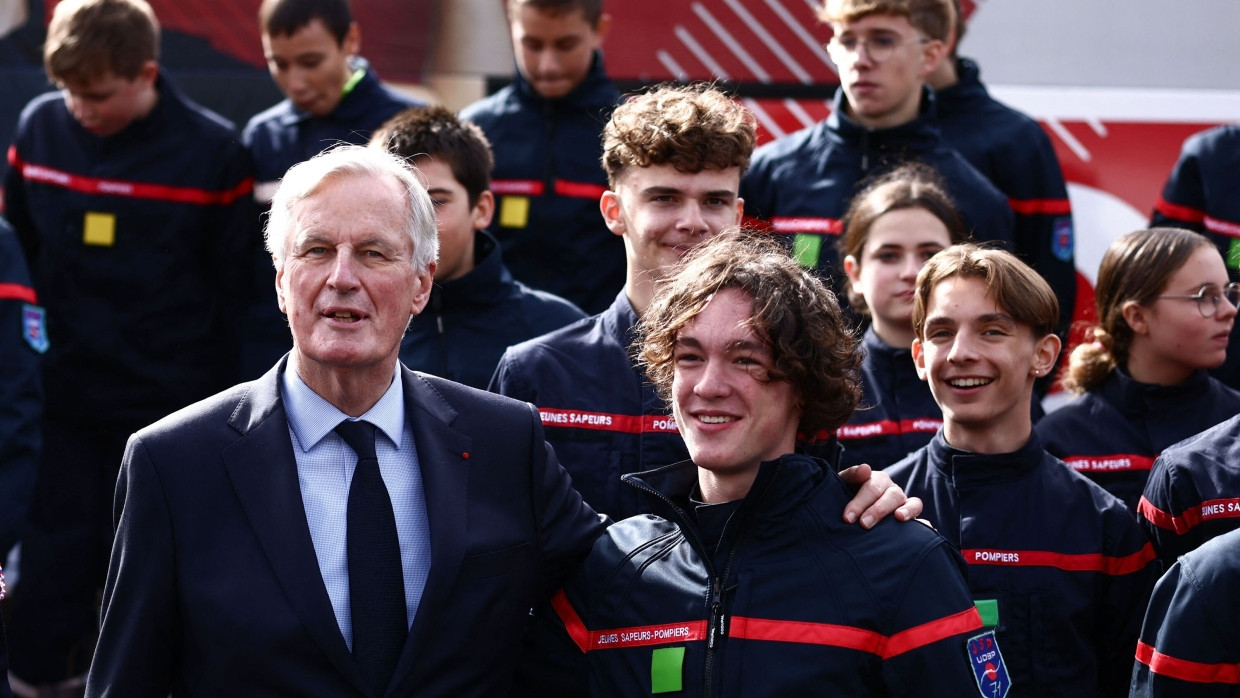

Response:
(264, 144), (438, 272)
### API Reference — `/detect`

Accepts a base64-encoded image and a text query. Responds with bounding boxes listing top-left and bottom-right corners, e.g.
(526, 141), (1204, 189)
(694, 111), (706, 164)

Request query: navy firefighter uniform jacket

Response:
(739, 86), (1014, 290)
(1130, 527), (1240, 697)
(4, 76), (254, 429)
(0, 220), (41, 557)
(461, 52), (624, 315)
(516, 454), (989, 697)
(490, 290), (688, 520)
(887, 432), (1160, 697)
(1139, 412), (1240, 568)
(836, 327), (942, 471)
(399, 230), (585, 390)
(1036, 368), (1240, 515)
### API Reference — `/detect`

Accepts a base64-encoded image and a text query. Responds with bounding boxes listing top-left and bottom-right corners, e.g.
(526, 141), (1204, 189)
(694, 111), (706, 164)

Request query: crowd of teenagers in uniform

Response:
(0, 0), (1238, 695)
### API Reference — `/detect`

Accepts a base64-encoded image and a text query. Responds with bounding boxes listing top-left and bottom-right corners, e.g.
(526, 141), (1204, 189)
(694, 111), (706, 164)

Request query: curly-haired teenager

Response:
(515, 230), (986, 697)
(491, 83), (919, 523)
(1036, 228), (1240, 514)
(887, 244), (1158, 697)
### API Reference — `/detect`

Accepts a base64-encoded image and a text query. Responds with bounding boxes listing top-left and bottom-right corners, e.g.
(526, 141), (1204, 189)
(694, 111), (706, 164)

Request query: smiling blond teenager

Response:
(515, 231), (985, 697)
(886, 244), (1159, 697)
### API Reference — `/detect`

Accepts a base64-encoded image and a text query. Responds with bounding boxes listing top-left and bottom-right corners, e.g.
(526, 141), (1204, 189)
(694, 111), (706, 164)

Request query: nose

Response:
(326, 249), (361, 291)
(677, 202), (709, 236)
(1218, 296), (1238, 323)
(693, 358), (732, 399)
(536, 49), (560, 77)
(945, 332), (979, 364)
(899, 253), (920, 280)
(65, 93), (90, 122)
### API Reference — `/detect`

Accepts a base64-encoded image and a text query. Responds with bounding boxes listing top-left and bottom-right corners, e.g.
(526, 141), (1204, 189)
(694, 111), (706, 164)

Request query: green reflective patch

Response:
(651, 646), (685, 693)
(975, 599), (1000, 628)
(1228, 238), (1240, 270)
(792, 233), (822, 269)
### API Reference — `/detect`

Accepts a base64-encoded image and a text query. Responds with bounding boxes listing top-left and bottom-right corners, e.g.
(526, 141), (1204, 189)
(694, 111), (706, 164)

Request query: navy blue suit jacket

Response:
(86, 359), (604, 697)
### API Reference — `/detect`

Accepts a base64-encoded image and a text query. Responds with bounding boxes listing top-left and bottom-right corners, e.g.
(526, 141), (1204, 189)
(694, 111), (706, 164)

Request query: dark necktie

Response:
(335, 420), (406, 697)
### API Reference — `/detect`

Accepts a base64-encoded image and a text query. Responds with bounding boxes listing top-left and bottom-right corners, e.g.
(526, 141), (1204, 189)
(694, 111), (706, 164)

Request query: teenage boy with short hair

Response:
(460, 0), (624, 314)
(927, 0), (1076, 348)
(2, 0), (253, 691)
(887, 244), (1158, 697)
(369, 106), (586, 389)
(517, 231), (987, 697)
(492, 84), (917, 526)
(740, 0), (1013, 283)
(241, 0), (424, 377)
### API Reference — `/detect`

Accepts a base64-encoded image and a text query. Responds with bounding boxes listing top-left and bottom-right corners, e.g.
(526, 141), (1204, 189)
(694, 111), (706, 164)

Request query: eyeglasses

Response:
(825, 35), (931, 64)
(1156, 282), (1240, 317)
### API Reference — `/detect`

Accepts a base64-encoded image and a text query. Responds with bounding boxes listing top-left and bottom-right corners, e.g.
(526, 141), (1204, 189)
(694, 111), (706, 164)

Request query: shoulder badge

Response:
(1051, 216), (1074, 263)
(967, 630), (1011, 697)
(22, 304), (49, 354)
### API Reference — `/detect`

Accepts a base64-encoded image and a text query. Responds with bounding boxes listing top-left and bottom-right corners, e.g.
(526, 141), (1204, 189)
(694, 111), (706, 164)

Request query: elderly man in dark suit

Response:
(84, 144), (914, 697)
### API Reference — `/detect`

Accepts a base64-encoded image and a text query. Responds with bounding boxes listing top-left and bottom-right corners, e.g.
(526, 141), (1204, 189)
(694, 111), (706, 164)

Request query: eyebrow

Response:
(675, 335), (770, 354)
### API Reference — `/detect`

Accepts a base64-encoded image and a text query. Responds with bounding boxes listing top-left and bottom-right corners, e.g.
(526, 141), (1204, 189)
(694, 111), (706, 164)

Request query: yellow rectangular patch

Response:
(498, 195), (530, 229)
(83, 212), (116, 246)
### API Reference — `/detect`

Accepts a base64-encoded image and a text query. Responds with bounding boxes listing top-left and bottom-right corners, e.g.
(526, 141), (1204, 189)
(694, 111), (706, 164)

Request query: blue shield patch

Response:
(22, 304), (49, 354)
(968, 630), (1011, 697)
(1051, 216), (1074, 263)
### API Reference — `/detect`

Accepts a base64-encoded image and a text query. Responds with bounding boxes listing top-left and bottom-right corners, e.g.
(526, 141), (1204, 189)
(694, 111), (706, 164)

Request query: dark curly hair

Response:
(602, 83), (756, 187)
(370, 105), (494, 208)
(638, 229), (862, 440)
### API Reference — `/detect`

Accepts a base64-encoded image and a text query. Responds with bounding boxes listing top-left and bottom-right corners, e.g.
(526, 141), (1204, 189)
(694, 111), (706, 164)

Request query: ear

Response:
(472, 190), (495, 231)
(600, 190), (626, 237)
(919, 38), (947, 78)
(409, 265), (436, 316)
(593, 12), (613, 44)
(733, 197), (745, 227)
(342, 22), (361, 56)
(275, 259), (287, 314)
(137, 60), (159, 89)
(1121, 300), (1150, 336)
(1031, 333), (1062, 379)
(912, 337), (929, 381)
(843, 255), (862, 293)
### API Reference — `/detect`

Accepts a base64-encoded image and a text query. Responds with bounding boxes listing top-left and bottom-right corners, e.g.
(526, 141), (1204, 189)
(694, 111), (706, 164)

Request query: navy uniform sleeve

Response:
(1130, 534), (1240, 697)
(1139, 456), (1206, 569)
(85, 435), (178, 697)
(512, 587), (590, 697)
(1096, 507), (1161, 697)
(0, 219), (41, 557)
(1151, 134), (1208, 232)
(881, 538), (989, 697)
(202, 136), (258, 377)
(0, 566), (12, 698)
(488, 346), (535, 402)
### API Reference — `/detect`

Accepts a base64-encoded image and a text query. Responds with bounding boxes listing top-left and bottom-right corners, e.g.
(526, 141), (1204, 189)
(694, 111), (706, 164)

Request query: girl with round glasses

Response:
(834, 164), (967, 469)
(1036, 227), (1240, 513)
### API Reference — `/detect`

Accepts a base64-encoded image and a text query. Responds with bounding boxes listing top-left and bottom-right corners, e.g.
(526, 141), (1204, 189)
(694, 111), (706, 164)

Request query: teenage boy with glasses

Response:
(740, 0), (1013, 301)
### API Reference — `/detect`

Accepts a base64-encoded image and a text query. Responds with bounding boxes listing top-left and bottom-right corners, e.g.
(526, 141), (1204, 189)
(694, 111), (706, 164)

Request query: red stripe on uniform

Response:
(550, 589), (590, 653)
(490, 179), (545, 196)
(768, 216), (842, 234)
(1154, 197), (1206, 224)
(963, 544), (1156, 575)
(537, 408), (680, 435)
(730, 607), (981, 659)
(1008, 197), (1072, 216)
(1141, 496), (1240, 534)
(10, 152), (252, 205)
(553, 179), (608, 200)
(1204, 215), (1240, 239)
(1064, 453), (1157, 473)
(0, 282), (36, 304)
(1136, 640), (1240, 684)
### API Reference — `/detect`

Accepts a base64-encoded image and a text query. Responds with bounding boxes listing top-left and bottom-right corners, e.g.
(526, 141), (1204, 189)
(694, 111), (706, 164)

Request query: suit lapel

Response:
(389, 369), (472, 694)
(221, 359), (363, 689)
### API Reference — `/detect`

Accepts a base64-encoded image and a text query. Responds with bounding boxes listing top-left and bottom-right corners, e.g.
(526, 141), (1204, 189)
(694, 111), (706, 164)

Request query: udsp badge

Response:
(967, 630), (1010, 697)
(22, 303), (49, 353)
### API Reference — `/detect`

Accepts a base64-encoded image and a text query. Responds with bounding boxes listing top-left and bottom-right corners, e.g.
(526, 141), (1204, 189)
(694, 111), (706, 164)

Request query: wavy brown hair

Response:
(820, 0), (956, 42)
(638, 229), (861, 440)
(1064, 227), (1214, 394)
(602, 83), (756, 187)
(46, 0), (159, 83)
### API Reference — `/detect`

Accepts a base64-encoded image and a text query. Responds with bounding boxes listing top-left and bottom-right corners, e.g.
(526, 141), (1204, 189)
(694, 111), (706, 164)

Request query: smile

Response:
(948, 377), (992, 388)
(698, 415), (737, 424)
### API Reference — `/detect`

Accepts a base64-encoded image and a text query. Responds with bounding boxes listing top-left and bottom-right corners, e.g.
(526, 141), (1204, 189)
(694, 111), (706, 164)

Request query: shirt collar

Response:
(282, 361), (406, 451)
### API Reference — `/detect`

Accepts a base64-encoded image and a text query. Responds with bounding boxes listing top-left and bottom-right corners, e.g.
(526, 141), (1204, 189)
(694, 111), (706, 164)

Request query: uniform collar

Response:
(1101, 366), (1212, 417)
(512, 50), (619, 109)
(927, 428), (1045, 487)
(281, 360), (406, 451)
(426, 230), (512, 311)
